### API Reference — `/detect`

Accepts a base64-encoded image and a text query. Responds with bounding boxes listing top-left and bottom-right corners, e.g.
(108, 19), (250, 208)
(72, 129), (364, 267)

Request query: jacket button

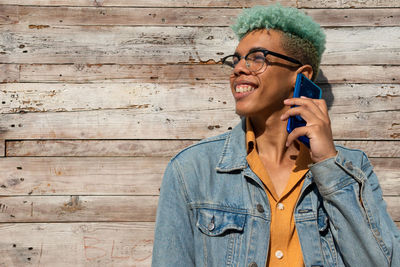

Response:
(207, 222), (215, 231)
(256, 204), (264, 213)
(249, 262), (257, 267)
(345, 161), (353, 170)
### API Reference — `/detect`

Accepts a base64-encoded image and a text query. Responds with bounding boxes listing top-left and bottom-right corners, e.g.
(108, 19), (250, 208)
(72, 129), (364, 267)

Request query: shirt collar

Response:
(216, 117), (312, 172)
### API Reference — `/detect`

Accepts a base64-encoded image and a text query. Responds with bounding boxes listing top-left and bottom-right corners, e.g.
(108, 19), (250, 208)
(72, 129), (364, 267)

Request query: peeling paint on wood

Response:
(1, 25), (400, 65)
(2, 6), (398, 27)
(13, 64), (400, 84)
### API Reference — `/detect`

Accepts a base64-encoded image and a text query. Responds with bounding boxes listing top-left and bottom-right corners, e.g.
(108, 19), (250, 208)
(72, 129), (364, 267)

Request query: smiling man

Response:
(152, 4), (399, 267)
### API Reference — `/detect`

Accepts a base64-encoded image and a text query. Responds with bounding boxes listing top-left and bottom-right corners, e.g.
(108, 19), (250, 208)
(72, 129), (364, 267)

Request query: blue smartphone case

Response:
(286, 73), (322, 148)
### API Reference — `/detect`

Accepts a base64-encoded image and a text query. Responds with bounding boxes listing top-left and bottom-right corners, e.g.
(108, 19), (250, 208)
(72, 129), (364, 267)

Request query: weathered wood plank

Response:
(370, 158), (400, 197)
(0, 195), (397, 222)
(0, 82), (398, 139)
(1, 25), (400, 65)
(5, 139), (196, 157)
(0, 109), (398, 139)
(0, 157), (167, 195)
(7, 140), (400, 158)
(0, 195), (158, 222)
(0, 83), (234, 114)
(0, 157), (398, 196)
(0, 1), (293, 7)
(0, 139), (4, 157)
(298, 0), (400, 8)
(0, 0), (398, 8)
(0, 63), (19, 83)
(12, 64), (400, 84)
(0, 109), (239, 139)
(0, 222), (154, 266)
(334, 141), (400, 158)
(0, 83), (398, 114)
(0, 5), (18, 25)
(2, 6), (399, 27)
(384, 196), (400, 221)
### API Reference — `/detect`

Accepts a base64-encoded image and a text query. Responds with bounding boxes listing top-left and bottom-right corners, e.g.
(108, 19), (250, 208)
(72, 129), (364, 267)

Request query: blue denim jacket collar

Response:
(216, 118), (248, 172)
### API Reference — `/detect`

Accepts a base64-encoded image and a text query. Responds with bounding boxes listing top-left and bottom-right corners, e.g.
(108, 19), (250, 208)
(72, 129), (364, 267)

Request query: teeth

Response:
(235, 84), (255, 93)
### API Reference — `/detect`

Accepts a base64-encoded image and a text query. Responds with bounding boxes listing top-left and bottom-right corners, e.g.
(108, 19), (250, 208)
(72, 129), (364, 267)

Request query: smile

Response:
(235, 84), (256, 93)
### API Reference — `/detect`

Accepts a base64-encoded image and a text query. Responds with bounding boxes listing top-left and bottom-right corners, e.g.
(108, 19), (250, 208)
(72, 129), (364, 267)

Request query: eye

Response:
(247, 51), (265, 63)
(232, 55), (240, 65)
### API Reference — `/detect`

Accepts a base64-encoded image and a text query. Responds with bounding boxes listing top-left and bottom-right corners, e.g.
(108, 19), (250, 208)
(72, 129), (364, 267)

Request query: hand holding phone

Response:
(286, 73), (322, 148)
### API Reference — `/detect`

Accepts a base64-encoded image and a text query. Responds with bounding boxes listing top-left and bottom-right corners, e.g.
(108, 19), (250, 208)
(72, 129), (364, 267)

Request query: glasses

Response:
(221, 48), (302, 73)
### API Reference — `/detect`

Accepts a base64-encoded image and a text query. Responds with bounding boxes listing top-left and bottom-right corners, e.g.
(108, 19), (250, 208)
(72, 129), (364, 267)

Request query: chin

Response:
(235, 106), (257, 117)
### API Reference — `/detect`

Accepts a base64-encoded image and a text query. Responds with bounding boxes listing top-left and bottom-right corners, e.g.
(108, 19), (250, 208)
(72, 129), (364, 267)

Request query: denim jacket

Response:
(152, 119), (400, 267)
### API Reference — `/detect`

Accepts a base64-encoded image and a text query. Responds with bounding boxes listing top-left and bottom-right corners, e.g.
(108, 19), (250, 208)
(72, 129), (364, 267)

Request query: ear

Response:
(297, 64), (313, 80)
(291, 64), (314, 87)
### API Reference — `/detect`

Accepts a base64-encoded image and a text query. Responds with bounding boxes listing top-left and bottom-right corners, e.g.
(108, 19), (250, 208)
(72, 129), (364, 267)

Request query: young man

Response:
(152, 4), (399, 267)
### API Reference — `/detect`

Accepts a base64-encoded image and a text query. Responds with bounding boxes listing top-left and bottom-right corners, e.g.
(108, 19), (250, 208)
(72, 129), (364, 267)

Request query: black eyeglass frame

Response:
(221, 48), (303, 71)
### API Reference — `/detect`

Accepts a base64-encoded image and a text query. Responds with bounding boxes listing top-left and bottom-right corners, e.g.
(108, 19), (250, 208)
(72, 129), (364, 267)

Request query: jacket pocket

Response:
(196, 208), (246, 236)
(195, 208), (247, 266)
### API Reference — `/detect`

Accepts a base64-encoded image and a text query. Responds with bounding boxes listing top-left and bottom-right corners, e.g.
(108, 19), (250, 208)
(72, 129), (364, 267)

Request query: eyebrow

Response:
(234, 47), (268, 56)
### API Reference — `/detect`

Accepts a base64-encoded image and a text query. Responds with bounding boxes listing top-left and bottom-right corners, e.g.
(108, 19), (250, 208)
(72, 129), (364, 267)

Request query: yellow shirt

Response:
(245, 118), (312, 267)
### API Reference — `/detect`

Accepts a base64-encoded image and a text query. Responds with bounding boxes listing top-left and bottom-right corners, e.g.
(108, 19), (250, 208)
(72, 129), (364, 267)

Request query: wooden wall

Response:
(0, 0), (399, 266)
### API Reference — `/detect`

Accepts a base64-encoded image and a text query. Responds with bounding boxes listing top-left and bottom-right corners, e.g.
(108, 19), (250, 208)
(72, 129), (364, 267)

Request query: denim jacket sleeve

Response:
(309, 148), (400, 267)
(152, 159), (195, 267)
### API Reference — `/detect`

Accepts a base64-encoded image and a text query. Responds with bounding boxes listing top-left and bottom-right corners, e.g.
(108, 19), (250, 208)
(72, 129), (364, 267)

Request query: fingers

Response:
(281, 97), (330, 124)
(285, 126), (308, 147)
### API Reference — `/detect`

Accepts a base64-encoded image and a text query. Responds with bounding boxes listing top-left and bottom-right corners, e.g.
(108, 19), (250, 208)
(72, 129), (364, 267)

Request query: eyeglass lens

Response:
(223, 51), (266, 72)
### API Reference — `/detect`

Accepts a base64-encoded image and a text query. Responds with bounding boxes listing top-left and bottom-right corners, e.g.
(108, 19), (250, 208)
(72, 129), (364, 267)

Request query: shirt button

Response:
(275, 250), (284, 259)
(256, 204), (264, 213)
(207, 222), (215, 231)
(277, 203), (284, 210)
(248, 262), (258, 267)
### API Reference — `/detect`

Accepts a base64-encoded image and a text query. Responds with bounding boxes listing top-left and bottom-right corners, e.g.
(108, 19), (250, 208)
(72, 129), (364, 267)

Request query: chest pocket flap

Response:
(196, 208), (246, 236)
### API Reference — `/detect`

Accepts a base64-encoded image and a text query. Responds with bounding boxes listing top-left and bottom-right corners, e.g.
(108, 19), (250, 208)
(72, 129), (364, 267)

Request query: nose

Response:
(233, 57), (251, 76)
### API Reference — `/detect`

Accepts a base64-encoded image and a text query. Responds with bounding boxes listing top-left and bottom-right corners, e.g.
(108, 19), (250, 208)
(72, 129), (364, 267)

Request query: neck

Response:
(249, 110), (300, 164)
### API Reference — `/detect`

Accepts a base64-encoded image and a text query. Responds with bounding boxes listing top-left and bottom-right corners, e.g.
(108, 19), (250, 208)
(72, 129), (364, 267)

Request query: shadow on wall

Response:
(317, 69), (334, 111)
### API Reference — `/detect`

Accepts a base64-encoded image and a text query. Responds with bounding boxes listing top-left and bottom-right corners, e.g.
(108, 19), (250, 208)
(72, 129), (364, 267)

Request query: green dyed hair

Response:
(231, 4), (326, 80)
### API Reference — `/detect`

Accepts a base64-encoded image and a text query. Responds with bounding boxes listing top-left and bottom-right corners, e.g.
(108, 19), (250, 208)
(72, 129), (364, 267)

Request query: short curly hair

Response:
(231, 4), (326, 81)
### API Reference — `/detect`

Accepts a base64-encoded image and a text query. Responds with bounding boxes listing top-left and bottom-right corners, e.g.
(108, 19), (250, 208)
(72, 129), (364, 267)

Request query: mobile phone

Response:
(286, 73), (322, 148)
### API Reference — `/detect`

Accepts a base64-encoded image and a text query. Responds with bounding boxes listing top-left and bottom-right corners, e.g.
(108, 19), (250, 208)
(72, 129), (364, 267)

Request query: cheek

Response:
(229, 76), (235, 89)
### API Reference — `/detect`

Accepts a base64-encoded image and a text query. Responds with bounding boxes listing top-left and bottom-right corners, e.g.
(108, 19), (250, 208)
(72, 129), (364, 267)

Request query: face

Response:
(229, 29), (299, 118)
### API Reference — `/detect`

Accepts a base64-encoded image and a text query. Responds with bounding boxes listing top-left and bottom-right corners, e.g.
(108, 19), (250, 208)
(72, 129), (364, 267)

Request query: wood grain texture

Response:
(0, 82), (398, 139)
(334, 141), (400, 158)
(0, 82), (235, 113)
(1, 25), (400, 65)
(5, 139), (196, 157)
(0, 195), (158, 222)
(1, 83), (398, 114)
(6, 140), (400, 158)
(0, 64), (397, 84)
(0, 1), (294, 8)
(0, 0), (398, 8)
(0, 139), (4, 157)
(0, 109), (398, 139)
(0, 157), (398, 196)
(0, 157), (168, 195)
(1, 6), (399, 27)
(0, 63), (19, 83)
(0, 222), (154, 266)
